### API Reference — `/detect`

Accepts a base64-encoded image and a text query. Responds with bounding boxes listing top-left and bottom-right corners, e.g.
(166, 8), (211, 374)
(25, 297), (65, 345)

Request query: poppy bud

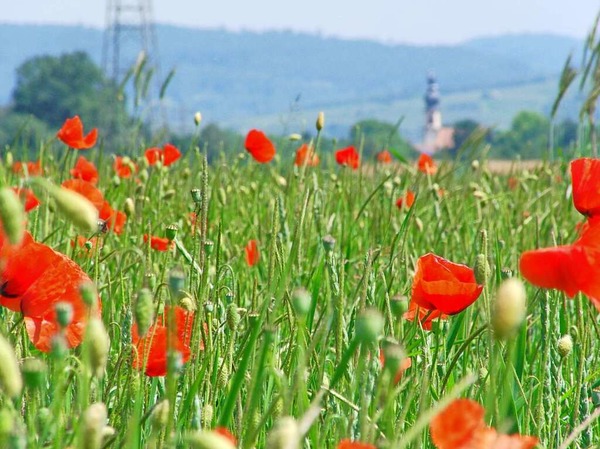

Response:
(81, 402), (107, 449)
(112, 175), (121, 187)
(86, 318), (110, 378)
(474, 254), (490, 285)
(226, 303), (240, 331)
(316, 112), (325, 132)
(322, 235), (336, 252)
(185, 430), (236, 449)
(79, 281), (98, 309)
(291, 287), (312, 318)
(492, 278), (527, 340)
(55, 302), (73, 329)
(0, 188), (24, 246)
(165, 224), (178, 241)
(5, 151), (13, 167)
(135, 288), (154, 338)
(194, 112), (202, 126)
(355, 308), (384, 344)
(557, 335), (573, 358)
(500, 267), (513, 280)
(265, 416), (301, 449)
(390, 295), (409, 317)
(124, 198), (135, 217)
(471, 160), (480, 171)
(288, 133), (302, 141)
(204, 240), (214, 255)
(21, 358), (46, 390)
(42, 182), (99, 233)
(0, 334), (22, 399)
(191, 188), (202, 205)
(217, 187), (227, 206)
(150, 399), (170, 431)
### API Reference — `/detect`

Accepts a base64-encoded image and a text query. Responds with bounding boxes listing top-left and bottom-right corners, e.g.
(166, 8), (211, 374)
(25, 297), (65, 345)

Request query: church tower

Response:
(421, 72), (453, 153)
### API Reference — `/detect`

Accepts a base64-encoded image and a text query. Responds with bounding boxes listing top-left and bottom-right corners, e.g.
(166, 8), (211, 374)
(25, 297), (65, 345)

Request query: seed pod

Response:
(55, 302), (73, 329)
(0, 334), (22, 398)
(86, 318), (110, 379)
(0, 188), (24, 245)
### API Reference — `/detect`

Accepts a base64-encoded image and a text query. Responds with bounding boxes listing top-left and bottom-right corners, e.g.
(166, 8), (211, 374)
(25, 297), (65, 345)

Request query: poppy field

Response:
(0, 113), (599, 449)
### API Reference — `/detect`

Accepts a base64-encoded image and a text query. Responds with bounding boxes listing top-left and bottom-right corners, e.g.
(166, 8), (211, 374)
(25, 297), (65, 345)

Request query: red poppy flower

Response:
(379, 348), (412, 385)
(70, 156), (99, 185)
(507, 177), (519, 191)
(245, 129), (276, 163)
(417, 153), (437, 175)
(571, 157), (600, 218)
(335, 146), (360, 170)
(144, 143), (182, 167)
(376, 150), (393, 164)
(520, 216), (600, 310)
(56, 116), (98, 149)
(294, 144), (320, 167)
(144, 234), (173, 252)
(61, 179), (104, 211)
(99, 201), (126, 235)
(12, 187), (40, 212)
(113, 156), (138, 179)
(410, 253), (483, 315)
(396, 190), (415, 209)
(214, 427), (237, 445)
(131, 306), (194, 376)
(337, 440), (377, 449)
(12, 161), (43, 177)
(0, 234), (101, 352)
(430, 399), (538, 449)
(245, 239), (259, 266)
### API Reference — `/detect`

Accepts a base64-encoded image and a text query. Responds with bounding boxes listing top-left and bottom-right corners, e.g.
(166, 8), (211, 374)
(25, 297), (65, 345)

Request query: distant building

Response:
(419, 73), (454, 154)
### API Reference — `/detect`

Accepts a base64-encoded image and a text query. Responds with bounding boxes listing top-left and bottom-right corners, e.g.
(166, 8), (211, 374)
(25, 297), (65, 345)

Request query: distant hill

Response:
(0, 23), (583, 139)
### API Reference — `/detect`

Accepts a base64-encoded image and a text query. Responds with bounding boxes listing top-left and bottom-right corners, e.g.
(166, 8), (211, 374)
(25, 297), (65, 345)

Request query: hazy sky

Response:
(2, 0), (599, 44)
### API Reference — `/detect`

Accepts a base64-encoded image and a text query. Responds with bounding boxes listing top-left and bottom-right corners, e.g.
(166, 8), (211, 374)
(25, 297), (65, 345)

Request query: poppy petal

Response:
(571, 157), (600, 218)
(245, 129), (276, 163)
(162, 143), (181, 166)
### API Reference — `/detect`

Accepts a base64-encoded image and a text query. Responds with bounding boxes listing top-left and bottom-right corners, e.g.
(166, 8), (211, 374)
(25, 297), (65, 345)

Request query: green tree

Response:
(0, 109), (50, 150)
(491, 111), (550, 159)
(12, 51), (130, 143)
(349, 119), (411, 159)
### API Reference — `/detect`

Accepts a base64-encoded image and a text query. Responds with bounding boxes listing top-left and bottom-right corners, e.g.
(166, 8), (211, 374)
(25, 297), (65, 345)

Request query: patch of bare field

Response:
(485, 159), (544, 174)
